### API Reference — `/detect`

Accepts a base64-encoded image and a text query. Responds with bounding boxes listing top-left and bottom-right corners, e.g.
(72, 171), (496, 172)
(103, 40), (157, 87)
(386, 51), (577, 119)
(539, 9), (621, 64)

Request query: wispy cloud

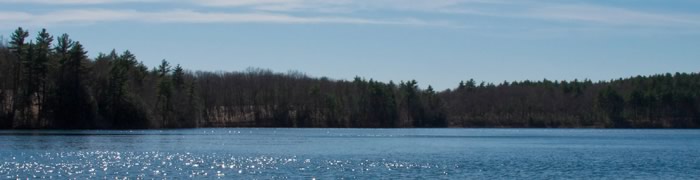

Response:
(0, 9), (450, 28)
(0, 0), (159, 4)
(193, 0), (503, 13)
(1, 0), (698, 30)
(193, 0), (700, 27)
(522, 4), (700, 26)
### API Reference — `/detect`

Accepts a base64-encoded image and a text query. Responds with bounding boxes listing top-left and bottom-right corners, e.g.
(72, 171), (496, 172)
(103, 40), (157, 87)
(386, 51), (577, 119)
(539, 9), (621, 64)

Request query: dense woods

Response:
(441, 75), (700, 128)
(0, 28), (446, 129)
(0, 28), (698, 129)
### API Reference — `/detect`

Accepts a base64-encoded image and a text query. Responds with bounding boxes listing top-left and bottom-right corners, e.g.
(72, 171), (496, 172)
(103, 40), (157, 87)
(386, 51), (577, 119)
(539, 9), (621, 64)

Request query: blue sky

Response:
(1, 0), (699, 90)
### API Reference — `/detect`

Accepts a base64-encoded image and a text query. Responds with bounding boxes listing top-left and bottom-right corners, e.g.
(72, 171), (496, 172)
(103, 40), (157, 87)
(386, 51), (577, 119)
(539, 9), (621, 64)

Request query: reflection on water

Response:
(1, 129), (699, 179)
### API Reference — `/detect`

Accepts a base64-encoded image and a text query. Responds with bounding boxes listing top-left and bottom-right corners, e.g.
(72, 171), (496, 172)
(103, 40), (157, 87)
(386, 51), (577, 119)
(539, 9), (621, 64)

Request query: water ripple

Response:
(1, 128), (699, 179)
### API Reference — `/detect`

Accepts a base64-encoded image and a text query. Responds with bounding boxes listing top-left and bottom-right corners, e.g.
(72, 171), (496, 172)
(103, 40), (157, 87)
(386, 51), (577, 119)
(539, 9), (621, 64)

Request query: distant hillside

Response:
(1, 27), (698, 129)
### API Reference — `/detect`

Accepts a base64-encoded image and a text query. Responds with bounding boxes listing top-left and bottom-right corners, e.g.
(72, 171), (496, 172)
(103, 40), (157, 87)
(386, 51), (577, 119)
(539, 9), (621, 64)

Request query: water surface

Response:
(1, 128), (699, 179)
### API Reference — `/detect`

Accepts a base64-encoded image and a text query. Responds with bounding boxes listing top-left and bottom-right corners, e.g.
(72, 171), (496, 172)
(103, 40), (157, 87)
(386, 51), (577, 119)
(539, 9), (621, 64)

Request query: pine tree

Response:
(173, 64), (185, 89)
(156, 59), (172, 127)
(34, 29), (53, 124)
(55, 41), (93, 128)
(55, 34), (73, 62)
(8, 28), (29, 127)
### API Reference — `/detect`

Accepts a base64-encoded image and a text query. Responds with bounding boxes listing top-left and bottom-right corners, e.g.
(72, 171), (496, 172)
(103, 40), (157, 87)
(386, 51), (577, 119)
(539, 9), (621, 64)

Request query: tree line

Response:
(0, 28), (698, 129)
(0, 28), (446, 129)
(440, 74), (700, 128)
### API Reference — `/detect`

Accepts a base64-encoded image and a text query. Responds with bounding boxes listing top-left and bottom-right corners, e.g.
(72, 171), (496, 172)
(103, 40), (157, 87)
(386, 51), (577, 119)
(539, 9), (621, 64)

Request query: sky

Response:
(1, 0), (699, 90)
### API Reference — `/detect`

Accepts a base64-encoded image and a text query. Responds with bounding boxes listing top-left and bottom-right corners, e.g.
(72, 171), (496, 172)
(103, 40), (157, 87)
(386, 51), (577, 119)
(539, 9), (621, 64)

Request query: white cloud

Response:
(1, 0), (698, 30)
(523, 4), (700, 26)
(190, 0), (700, 27)
(0, 9), (450, 28)
(193, 0), (501, 13)
(0, 0), (159, 4)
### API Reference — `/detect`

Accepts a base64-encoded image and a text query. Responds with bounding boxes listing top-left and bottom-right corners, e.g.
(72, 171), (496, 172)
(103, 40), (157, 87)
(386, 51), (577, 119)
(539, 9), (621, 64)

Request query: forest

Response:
(0, 28), (698, 129)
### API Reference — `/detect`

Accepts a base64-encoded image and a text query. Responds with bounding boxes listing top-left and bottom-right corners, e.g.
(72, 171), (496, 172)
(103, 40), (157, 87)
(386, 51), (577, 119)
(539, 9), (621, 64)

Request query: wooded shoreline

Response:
(1, 28), (699, 129)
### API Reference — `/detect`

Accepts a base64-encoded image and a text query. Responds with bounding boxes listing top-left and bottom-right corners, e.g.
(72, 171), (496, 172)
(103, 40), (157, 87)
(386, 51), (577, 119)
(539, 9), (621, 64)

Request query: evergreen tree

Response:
(8, 28), (29, 127)
(55, 41), (94, 128)
(156, 59), (172, 127)
(34, 29), (53, 124)
(173, 64), (185, 89)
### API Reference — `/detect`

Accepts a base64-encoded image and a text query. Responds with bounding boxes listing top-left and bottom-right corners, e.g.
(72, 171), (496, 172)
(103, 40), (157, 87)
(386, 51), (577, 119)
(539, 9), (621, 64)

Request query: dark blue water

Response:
(1, 129), (699, 179)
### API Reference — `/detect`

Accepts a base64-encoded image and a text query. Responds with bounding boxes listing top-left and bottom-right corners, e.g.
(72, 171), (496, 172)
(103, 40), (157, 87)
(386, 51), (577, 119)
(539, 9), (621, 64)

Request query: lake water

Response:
(0, 128), (699, 179)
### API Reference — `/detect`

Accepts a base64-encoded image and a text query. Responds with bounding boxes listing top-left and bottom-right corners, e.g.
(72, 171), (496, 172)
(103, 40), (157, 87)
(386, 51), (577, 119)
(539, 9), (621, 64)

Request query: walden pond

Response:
(1, 28), (700, 129)
(1, 128), (699, 179)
